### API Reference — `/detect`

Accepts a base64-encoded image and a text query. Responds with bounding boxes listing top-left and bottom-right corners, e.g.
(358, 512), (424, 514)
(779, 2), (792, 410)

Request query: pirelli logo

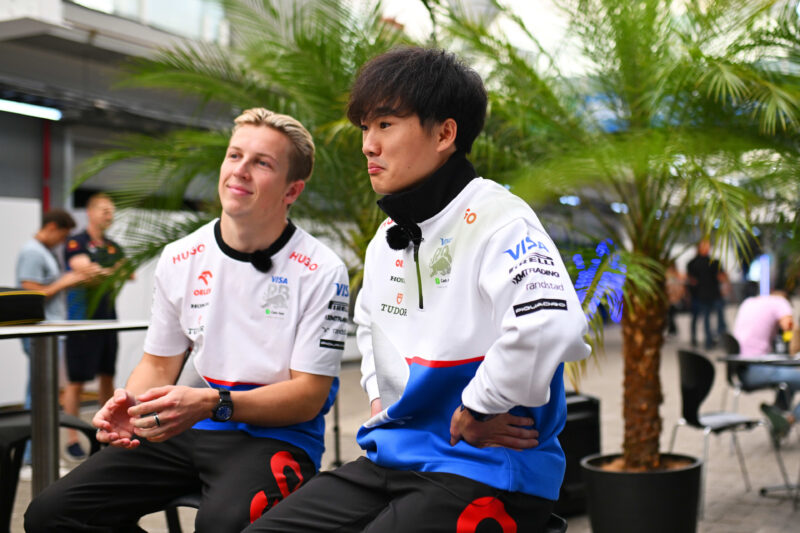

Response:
(328, 300), (349, 312)
(319, 339), (345, 350)
(513, 298), (567, 317)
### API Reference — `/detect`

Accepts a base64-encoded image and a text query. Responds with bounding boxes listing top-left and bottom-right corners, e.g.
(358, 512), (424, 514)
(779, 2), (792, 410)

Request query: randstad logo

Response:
(503, 237), (549, 260)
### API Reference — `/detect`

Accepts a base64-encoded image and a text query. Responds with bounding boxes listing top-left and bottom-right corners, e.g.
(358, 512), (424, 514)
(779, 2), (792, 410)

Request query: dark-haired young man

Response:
(246, 47), (590, 533)
(25, 109), (349, 532)
(16, 209), (95, 320)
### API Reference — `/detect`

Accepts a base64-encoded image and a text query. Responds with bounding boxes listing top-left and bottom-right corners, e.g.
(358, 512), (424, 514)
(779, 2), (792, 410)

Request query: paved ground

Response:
(10, 310), (800, 531)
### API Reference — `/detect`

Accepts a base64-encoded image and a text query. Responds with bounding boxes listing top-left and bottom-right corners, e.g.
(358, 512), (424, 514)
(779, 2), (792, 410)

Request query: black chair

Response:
(544, 512), (568, 532)
(0, 410), (100, 533)
(163, 492), (200, 533)
(720, 332), (790, 412)
(668, 350), (762, 518)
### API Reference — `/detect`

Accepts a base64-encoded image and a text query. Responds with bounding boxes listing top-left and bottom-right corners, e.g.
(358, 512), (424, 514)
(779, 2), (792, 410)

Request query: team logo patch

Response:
(429, 238), (452, 287)
(328, 300), (348, 313)
(380, 303), (408, 316)
(396, 293), (403, 305)
(172, 243), (205, 264)
(67, 240), (79, 251)
(289, 251), (318, 271)
(197, 270), (213, 285)
(513, 298), (567, 317)
(334, 282), (349, 297)
(319, 339), (345, 350)
(502, 236), (550, 261)
(261, 281), (290, 318)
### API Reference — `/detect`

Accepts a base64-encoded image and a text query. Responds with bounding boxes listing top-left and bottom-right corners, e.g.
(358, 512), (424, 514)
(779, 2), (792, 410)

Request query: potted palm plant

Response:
(445, 0), (800, 531)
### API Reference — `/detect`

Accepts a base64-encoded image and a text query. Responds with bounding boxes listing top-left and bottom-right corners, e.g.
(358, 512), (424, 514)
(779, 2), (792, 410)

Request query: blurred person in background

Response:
(15, 209), (98, 473)
(665, 260), (687, 336)
(732, 287), (799, 440)
(61, 192), (128, 461)
(687, 238), (729, 349)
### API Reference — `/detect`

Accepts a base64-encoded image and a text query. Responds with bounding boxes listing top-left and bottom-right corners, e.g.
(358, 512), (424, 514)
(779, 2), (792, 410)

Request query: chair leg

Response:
(759, 422), (793, 494)
(700, 429), (711, 520)
(0, 441), (26, 533)
(668, 420), (683, 452)
(165, 506), (182, 533)
(730, 431), (751, 491)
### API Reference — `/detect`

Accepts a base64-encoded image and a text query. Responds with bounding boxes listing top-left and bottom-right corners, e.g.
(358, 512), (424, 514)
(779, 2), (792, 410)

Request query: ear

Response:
(283, 179), (306, 207)
(436, 118), (457, 153)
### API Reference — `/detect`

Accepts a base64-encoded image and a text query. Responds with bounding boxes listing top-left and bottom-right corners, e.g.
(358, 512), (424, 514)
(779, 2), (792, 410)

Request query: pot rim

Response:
(579, 452), (702, 475)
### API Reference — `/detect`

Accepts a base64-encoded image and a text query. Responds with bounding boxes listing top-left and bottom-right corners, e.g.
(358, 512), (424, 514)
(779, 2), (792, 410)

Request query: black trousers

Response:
(24, 430), (316, 533)
(244, 456), (554, 533)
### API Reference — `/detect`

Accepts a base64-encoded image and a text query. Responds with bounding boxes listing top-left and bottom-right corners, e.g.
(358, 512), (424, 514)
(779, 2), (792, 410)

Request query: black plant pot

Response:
(580, 453), (702, 533)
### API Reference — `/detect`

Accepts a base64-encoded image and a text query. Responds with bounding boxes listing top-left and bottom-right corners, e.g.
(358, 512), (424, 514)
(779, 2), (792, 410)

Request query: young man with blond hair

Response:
(26, 108), (349, 532)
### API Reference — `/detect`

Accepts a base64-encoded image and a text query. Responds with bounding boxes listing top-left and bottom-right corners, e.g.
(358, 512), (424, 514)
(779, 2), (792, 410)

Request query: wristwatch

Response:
(211, 389), (234, 422)
(460, 403), (496, 422)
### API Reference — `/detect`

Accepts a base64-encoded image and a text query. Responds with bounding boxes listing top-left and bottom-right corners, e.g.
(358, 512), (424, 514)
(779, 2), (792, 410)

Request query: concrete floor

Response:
(10, 309), (800, 532)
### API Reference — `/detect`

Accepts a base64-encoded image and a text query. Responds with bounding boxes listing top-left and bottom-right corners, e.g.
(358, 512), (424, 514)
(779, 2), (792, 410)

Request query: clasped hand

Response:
(92, 385), (204, 449)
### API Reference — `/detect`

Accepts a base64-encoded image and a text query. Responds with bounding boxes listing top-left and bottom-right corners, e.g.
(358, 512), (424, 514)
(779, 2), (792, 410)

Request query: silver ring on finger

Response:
(153, 413), (161, 428)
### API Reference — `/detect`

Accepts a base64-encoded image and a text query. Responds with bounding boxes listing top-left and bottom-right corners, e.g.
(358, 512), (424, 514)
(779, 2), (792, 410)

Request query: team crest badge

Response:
(261, 281), (289, 318)
(396, 293), (403, 305)
(429, 238), (452, 287)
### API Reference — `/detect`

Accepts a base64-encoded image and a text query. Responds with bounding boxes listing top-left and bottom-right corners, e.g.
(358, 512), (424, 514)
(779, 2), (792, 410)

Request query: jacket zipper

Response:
(413, 238), (424, 310)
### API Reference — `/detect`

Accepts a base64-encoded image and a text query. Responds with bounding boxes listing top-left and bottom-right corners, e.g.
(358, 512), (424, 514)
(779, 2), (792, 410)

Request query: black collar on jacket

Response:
(214, 218), (296, 272)
(377, 153), (476, 250)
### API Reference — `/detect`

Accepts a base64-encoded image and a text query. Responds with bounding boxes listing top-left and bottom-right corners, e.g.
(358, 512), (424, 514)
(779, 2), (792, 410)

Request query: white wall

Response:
(0, 197), (43, 406)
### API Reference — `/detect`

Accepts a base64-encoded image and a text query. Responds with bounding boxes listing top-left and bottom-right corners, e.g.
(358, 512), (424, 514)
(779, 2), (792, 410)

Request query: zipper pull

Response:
(413, 239), (424, 310)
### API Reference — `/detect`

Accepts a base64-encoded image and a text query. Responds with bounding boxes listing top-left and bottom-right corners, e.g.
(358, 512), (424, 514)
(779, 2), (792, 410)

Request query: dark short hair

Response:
(347, 47), (488, 154)
(41, 208), (76, 230)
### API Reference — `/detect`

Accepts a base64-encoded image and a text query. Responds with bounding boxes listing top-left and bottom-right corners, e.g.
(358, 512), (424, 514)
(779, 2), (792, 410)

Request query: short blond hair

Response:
(232, 108), (315, 183)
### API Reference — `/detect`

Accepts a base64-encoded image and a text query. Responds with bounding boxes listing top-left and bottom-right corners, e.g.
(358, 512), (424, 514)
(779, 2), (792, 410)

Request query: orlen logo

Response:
(197, 270), (213, 285)
(173, 243), (205, 264)
(503, 236), (549, 260)
(289, 251), (318, 271)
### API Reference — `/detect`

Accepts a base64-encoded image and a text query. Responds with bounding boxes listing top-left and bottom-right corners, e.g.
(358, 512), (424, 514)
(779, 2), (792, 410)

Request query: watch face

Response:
(215, 405), (233, 421)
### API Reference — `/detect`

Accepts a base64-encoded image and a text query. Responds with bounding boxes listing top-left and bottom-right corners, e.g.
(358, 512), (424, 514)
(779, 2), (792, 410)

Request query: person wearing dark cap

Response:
(246, 47), (590, 533)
